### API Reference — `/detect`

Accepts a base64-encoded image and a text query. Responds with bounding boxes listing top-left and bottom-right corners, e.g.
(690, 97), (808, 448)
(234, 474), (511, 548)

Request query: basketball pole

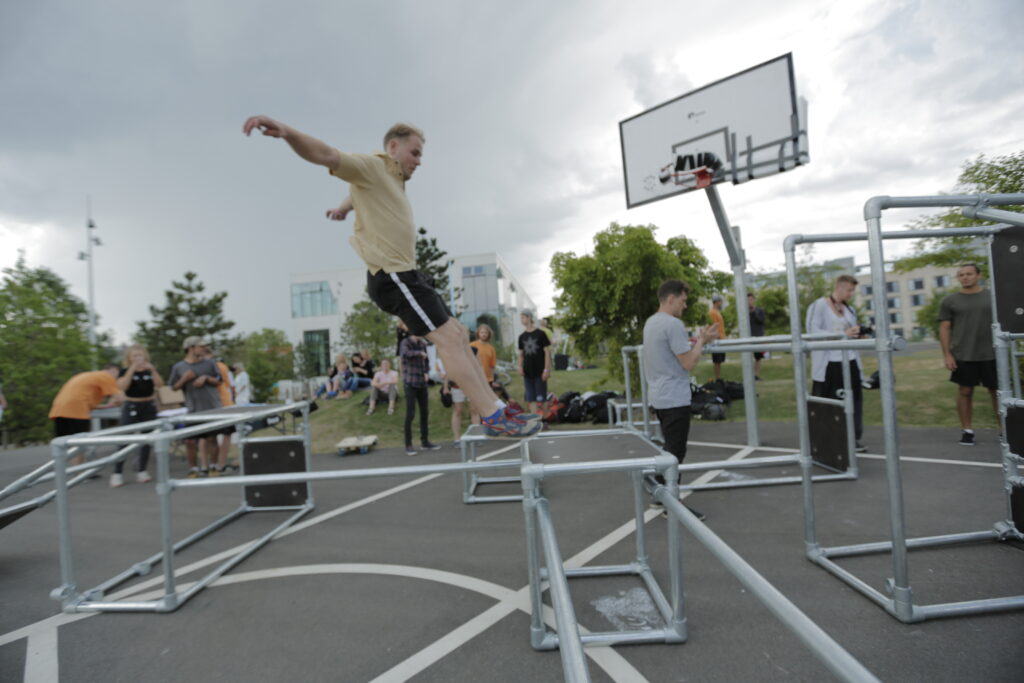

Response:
(705, 185), (760, 447)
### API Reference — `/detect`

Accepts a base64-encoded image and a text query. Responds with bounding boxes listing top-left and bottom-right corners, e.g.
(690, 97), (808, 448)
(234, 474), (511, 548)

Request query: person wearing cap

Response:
(709, 295), (726, 381)
(49, 363), (127, 466)
(168, 336), (223, 477)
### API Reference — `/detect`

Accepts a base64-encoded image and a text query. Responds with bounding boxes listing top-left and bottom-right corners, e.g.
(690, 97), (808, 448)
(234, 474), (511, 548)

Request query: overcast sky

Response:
(2, 0), (1022, 345)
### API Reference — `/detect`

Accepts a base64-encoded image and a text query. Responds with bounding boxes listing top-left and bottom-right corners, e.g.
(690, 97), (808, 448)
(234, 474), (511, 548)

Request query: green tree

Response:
(0, 258), (95, 443)
(339, 299), (395, 361)
(894, 152), (1024, 273)
(135, 271), (237, 374)
(913, 288), (953, 340)
(551, 223), (725, 380)
(237, 328), (293, 403)
(416, 226), (459, 305)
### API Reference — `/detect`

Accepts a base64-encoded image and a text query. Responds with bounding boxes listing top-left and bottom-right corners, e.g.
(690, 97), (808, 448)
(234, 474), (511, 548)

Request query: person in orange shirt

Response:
(208, 350), (236, 474)
(469, 324), (498, 425)
(49, 364), (126, 465)
(709, 295), (727, 381)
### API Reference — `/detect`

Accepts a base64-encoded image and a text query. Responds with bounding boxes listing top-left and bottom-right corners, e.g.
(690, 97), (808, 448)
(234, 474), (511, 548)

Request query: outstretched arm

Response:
(327, 195), (353, 221)
(243, 115), (340, 169)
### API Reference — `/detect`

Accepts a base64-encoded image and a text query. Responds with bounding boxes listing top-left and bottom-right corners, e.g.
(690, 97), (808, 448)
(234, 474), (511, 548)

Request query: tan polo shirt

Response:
(329, 151), (416, 274)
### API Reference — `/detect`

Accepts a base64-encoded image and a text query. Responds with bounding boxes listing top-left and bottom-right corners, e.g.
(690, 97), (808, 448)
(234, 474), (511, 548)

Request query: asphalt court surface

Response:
(1, 420), (1022, 682)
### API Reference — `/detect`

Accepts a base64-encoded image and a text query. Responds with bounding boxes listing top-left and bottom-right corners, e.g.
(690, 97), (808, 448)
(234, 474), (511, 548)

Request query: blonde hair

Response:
(122, 344), (150, 367)
(383, 123), (425, 147)
(475, 323), (494, 340)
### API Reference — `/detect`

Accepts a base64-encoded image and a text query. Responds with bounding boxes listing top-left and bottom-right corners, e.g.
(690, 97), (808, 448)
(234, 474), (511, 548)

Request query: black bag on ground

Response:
(585, 390), (619, 424)
(561, 396), (586, 423)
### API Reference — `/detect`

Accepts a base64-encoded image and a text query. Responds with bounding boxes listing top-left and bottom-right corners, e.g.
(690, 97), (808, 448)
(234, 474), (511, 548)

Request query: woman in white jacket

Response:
(806, 274), (866, 452)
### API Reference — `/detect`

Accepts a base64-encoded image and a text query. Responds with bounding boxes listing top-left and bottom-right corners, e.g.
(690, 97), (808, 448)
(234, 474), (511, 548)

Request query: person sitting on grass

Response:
(330, 358), (358, 399)
(367, 358), (399, 416)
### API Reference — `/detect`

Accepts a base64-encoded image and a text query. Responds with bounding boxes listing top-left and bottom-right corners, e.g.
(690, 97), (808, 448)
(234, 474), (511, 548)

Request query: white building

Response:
(289, 252), (538, 373)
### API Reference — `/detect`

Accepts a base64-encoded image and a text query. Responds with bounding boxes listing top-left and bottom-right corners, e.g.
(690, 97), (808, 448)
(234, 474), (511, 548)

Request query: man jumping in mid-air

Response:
(243, 115), (540, 437)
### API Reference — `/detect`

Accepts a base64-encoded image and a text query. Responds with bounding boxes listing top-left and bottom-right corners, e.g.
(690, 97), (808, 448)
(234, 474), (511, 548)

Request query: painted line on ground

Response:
(22, 627), (58, 683)
(856, 453), (1003, 468)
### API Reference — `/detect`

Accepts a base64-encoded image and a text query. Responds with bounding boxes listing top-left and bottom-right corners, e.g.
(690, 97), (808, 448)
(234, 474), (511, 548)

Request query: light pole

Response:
(78, 196), (101, 369)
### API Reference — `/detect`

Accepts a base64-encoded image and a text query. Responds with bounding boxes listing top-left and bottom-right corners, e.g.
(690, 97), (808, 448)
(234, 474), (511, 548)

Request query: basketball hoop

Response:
(693, 167), (713, 189)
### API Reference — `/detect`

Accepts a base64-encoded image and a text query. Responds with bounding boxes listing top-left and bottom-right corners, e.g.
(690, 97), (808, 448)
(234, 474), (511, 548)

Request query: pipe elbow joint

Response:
(863, 196), (890, 220)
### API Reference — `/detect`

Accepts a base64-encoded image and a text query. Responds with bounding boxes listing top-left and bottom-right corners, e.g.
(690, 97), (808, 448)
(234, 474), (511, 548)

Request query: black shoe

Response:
(855, 441), (867, 453)
(959, 431), (975, 446)
(421, 441), (441, 451)
(685, 505), (706, 521)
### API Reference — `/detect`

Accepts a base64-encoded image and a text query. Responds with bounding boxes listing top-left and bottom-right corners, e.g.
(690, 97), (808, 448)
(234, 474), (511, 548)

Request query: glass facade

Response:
(303, 329), (331, 376)
(291, 281), (337, 318)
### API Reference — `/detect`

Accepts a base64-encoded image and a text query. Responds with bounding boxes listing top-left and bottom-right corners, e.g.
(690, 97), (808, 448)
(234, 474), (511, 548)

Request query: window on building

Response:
(302, 329), (331, 376)
(885, 281), (899, 293)
(910, 279), (924, 290)
(887, 297), (900, 309)
(290, 281), (337, 318)
(893, 327), (905, 338)
(935, 275), (951, 287)
(861, 285), (873, 296)
(473, 265), (484, 275)
(890, 312), (902, 324)
(910, 294), (926, 306)
(462, 266), (472, 276)
(865, 300), (873, 310)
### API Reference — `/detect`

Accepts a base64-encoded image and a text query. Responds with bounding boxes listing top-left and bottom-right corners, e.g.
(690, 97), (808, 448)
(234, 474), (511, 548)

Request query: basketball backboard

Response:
(619, 53), (808, 209)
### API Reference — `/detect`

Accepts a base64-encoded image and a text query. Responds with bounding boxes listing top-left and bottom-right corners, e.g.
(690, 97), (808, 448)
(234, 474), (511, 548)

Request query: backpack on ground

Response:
(585, 390), (619, 424)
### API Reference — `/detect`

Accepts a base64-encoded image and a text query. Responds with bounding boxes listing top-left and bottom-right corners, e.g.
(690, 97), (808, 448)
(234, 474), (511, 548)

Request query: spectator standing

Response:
(168, 337), (223, 477)
(469, 324), (498, 425)
(642, 279), (717, 520)
(938, 263), (999, 446)
(539, 317), (554, 344)
(367, 359), (399, 416)
(806, 275), (867, 452)
(709, 295), (726, 380)
(400, 334), (440, 455)
(518, 310), (551, 415)
(233, 363), (252, 405)
(748, 292), (766, 380)
(49, 364), (126, 466)
(211, 352), (236, 472)
(111, 345), (163, 487)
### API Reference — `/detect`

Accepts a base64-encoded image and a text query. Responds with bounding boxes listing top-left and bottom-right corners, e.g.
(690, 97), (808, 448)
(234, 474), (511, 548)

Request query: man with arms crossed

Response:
(938, 264), (998, 446)
(643, 280), (718, 520)
(243, 115), (539, 437)
(169, 337), (223, 477)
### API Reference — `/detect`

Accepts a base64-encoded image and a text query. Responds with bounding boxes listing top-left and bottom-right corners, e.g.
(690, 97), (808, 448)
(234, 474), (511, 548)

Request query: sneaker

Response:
(136, 471), (153, 484)
(405, 446), (417, 456)
(186, 468), (201, 479)
(198, 468), (209, 478)
(685, 505), (706, 521)
(505, 404), (540, 422)
(421, 442), (442, 451)
(109, 473), (124, 488)
(959, 431), (975, 446)
(482, 407), (543, 437)
(208, 468), (221, 478)
(855, 441), (867, 453)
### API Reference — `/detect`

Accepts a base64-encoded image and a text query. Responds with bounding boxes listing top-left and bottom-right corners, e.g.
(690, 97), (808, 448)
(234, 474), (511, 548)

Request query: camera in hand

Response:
(858, 325), (874, 338)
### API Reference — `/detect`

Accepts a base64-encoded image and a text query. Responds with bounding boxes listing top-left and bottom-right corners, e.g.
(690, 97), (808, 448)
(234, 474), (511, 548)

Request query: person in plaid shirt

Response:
(400, 334), (440, 456)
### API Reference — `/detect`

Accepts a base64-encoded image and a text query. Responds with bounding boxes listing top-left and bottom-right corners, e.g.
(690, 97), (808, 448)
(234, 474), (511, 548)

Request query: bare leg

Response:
(186, 439), (198, 469)
(957, 385), (973, 430)
(988, 388), (1000, 423)
(451, 401), (463, 441)
(714, 362), (722, 380)
(427, 319), (502, 416)
(216, 433), (231, 469)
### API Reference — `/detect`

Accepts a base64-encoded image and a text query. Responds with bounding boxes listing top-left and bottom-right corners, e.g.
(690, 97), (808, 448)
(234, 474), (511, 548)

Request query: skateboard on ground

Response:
(336, 435), (378, 456)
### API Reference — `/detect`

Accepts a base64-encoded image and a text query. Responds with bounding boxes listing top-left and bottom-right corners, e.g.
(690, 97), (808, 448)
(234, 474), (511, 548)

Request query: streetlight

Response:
(77, 196), (100, 369)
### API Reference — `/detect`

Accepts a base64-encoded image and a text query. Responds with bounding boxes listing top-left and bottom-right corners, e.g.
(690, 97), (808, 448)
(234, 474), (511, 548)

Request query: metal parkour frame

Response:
(49, 403), (317, 613)
(789, 193), (1024, 623)
(35, 410), (883, 681)
(615, 339), (862, 492)
(516, 429), (878, 683)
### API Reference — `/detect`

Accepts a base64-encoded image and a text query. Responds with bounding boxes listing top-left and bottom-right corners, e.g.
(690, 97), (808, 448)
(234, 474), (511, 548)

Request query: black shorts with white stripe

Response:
(367, 269), (453, 337)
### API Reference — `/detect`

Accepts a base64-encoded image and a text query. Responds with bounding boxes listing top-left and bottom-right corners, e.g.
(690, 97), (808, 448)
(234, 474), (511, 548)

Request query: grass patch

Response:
(251, 348), (997, 454)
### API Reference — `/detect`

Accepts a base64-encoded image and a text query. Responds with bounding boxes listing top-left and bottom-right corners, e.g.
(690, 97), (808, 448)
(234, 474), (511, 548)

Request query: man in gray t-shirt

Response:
(169, 336), (223, 476)
(642, 280), (717, 518)
(937, 263), (997, 446)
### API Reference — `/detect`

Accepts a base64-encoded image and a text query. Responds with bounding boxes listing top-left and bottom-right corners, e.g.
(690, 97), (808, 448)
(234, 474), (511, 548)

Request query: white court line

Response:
(3, 440), (754, 683)
(372, 444), (759, 682)
(856, 453), (1003, 468)
(22, 628), (58, 683)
